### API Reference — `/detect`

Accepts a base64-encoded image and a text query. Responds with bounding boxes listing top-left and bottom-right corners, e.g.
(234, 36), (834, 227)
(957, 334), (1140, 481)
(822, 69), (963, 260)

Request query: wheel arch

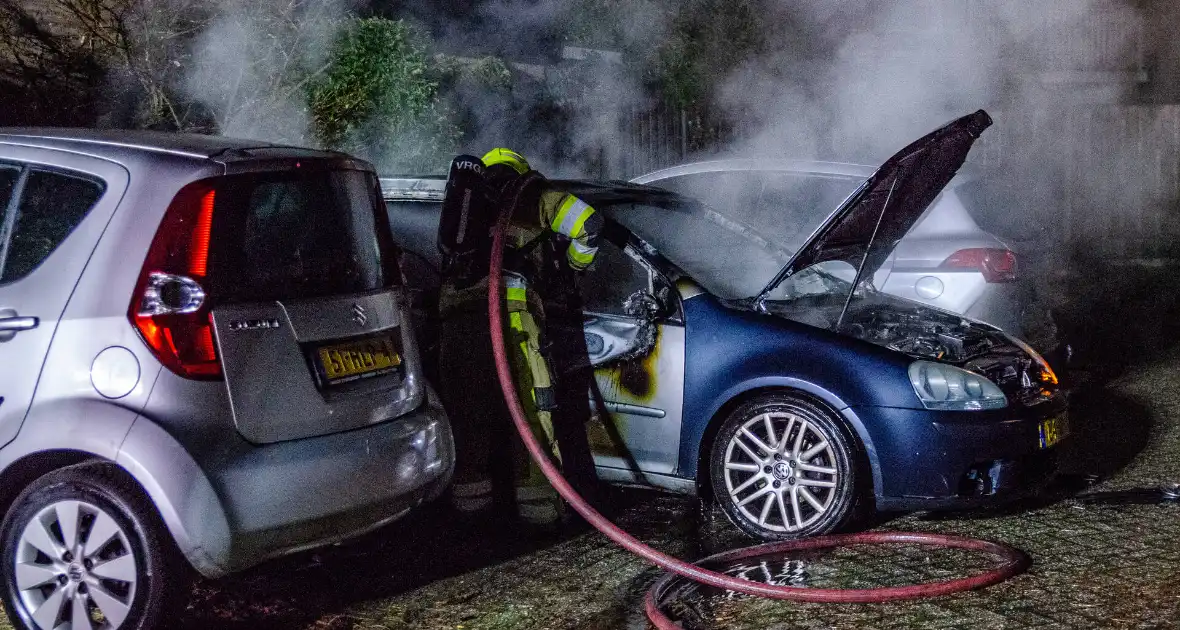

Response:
(0, 450), (98, 519)
(0, 398), (231, 579)
(115, 416), (231, 579)
(694, 379), (881, 505)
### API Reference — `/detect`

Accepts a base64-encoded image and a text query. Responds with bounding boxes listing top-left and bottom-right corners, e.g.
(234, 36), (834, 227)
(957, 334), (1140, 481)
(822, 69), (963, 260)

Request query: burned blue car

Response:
(384, 110), (1067, 541)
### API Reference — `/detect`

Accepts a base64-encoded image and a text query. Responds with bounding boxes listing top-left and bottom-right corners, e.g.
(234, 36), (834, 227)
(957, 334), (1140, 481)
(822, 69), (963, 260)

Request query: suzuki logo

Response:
(351, 303), (368, 327)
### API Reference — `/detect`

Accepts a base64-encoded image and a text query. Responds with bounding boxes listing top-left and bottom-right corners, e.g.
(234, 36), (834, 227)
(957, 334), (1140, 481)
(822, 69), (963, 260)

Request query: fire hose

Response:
(485, 214), (1031, 628)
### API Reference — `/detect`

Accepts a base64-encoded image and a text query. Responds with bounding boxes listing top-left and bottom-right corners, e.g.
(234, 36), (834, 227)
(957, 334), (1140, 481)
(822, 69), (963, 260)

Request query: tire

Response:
(709, 393), (864, 540)
(0, 462), (189, 630)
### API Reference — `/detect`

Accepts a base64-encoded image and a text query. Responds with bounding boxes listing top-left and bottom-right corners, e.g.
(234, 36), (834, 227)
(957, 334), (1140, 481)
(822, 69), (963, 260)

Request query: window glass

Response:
(0, 164), (19, 208)
(213, 169), (399, 302)
(1, 169), (104, 283)
(603, 201), (789, 301)
(580, 241), (650, 316)
(652, 172), (763, 219)
(757, 173), (860, 250)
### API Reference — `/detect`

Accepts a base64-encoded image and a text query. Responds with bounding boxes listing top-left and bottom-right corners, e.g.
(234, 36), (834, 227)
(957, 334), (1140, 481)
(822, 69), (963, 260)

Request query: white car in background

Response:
(630, 159), (1057, 349)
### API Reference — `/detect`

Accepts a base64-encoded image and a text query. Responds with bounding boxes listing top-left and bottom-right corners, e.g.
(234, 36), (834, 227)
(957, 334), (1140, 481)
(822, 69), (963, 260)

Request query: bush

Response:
(307, 17), (461, 173)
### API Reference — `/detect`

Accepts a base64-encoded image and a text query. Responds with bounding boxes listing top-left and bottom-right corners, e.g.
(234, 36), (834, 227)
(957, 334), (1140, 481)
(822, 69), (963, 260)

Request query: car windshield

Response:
(601, 200), (793, 300)
(621, 170), (863, 299)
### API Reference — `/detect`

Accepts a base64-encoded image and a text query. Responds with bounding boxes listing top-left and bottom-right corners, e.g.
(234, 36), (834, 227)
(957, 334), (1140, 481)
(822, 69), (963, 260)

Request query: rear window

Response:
(954, 178), (1026, 240)
(211, 169), (399, 302)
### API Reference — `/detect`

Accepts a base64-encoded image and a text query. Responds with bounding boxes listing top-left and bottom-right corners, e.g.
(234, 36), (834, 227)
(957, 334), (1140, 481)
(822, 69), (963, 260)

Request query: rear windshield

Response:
(954, 178), (1027, 240)
(212, 168), (399, 302)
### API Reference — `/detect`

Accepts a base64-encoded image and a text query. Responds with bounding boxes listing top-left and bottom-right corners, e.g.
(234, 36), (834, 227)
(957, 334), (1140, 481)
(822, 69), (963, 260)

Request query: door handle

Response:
(0, 314), (38, 342)
(0, 316), (37, 332)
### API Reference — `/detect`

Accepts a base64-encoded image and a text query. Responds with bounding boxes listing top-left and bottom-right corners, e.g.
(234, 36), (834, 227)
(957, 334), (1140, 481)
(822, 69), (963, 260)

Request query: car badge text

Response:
(228, 318), (281, 331)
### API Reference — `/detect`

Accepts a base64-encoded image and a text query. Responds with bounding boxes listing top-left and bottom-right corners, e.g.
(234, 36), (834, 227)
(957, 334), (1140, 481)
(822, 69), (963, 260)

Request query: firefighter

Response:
(436, 148), (602, 527)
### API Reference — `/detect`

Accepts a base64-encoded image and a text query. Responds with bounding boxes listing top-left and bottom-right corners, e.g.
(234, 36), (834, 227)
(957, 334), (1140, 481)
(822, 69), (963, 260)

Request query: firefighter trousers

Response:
(437, 280), (564, 525)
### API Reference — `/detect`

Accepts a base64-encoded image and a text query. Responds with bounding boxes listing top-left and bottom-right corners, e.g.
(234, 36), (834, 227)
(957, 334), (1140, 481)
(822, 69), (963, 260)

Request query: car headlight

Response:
(1004, 334), (1059, 386)
(908, 361), (1008, 410)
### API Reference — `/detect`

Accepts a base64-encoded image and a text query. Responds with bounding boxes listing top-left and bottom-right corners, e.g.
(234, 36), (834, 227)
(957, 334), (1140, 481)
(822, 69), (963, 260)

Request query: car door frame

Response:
(584, 228), (690, 487)
(0, 143), (130, 449)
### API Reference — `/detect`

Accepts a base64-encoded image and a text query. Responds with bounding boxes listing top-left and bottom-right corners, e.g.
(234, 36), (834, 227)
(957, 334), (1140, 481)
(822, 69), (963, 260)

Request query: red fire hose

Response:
(485, 214), (1030, 628)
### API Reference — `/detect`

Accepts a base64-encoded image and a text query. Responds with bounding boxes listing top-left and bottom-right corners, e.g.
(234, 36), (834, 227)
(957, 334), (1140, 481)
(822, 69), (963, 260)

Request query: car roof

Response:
(0, 128), (340, 161)
(631, 158), (975, 187)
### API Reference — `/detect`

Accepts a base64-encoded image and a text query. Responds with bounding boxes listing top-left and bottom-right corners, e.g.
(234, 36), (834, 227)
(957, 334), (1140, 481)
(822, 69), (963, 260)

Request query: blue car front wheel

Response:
(709, 393), (863, 540)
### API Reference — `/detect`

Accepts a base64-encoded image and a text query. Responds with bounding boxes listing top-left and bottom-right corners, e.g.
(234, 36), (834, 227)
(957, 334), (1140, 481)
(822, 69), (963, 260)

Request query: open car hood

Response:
(756, 110), (993, 302)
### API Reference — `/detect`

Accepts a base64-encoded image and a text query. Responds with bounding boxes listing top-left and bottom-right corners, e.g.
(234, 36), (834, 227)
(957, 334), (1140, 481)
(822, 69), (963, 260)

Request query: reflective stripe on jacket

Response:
(539, 191), (601, 270)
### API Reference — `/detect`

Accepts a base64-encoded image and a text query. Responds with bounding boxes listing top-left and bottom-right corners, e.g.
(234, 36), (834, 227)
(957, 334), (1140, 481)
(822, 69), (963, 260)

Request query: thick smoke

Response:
(182, 0), (354, 144)
(718, 0), (1144, 156)
(390, 0), (669, 177)
(712, 0), (1158, 250)
(174, 0), (1169, 253)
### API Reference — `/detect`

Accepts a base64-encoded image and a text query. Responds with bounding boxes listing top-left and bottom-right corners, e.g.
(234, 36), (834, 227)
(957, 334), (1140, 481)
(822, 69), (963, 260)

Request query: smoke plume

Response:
(182, 0), (354, 145)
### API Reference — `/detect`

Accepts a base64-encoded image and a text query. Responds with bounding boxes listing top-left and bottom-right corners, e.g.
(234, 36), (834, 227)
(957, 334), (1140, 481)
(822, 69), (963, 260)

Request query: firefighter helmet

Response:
(481, 148), (530, 175)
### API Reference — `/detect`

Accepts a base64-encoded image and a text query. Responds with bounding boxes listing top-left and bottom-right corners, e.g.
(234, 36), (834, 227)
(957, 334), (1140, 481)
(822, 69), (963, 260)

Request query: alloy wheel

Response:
(13, 500), (138, 630)
(722, 411), (841, 533)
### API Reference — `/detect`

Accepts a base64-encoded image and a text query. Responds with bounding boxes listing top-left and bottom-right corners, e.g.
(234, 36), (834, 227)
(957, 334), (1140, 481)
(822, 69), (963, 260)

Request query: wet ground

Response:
(4, 271), (1180, 629)
(138, 352), (1180, 630)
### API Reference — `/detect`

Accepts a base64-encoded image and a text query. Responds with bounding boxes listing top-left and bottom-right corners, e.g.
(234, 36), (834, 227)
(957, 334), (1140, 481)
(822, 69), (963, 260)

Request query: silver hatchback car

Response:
(632, 160), (1052, 347)
(0, 130), (453, 630)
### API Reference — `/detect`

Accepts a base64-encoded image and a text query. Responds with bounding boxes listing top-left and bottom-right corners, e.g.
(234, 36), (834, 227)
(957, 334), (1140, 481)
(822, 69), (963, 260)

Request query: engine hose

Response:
(485, 214), (1030, 628)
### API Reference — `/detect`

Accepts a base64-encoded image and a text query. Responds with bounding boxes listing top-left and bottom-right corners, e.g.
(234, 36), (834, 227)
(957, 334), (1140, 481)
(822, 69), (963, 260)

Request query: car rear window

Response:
(211, 168), (400, 302)
(954, 178), (1026, 240)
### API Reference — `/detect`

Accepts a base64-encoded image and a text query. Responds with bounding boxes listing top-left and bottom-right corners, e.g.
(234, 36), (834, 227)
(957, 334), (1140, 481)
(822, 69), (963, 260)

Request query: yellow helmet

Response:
(481, 148), (530, 174)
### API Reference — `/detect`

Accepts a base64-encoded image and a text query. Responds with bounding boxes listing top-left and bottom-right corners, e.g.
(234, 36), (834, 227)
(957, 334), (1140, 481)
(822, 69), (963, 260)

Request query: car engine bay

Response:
(765, 296), (1060, 406)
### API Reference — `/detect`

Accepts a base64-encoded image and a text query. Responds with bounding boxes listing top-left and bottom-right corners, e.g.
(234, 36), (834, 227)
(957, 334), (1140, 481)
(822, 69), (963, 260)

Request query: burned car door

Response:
(580, 239), (685, 476)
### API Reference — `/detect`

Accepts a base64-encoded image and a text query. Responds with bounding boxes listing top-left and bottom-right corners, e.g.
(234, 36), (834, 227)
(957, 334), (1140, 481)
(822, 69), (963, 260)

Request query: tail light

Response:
(128, 180), (222, 380)
(941, 248), (1017, 283)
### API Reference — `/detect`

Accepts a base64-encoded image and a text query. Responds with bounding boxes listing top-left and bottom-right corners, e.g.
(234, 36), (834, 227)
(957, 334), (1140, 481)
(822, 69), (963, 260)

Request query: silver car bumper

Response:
(118, 386), (454, 578)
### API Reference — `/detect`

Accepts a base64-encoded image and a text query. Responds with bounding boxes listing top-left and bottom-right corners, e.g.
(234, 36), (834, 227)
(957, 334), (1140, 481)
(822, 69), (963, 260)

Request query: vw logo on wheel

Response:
(351, 303), (368, 326)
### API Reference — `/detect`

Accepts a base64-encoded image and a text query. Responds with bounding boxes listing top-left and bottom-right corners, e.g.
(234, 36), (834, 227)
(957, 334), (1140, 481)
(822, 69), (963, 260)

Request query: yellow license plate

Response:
(317, 335), (402, 384)
(1038, 413), (1068, 450)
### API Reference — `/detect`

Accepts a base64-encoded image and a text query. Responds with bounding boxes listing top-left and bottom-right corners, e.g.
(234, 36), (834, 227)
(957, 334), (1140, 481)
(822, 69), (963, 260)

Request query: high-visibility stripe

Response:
(569, 206), (594, 239)
(509, 311), (524, 331)
(503, 273), (527, 289)
(506, 287), (527, 303)
(515, 486), (557, 501)
(570, 239), (597, 256)
(567, 240), (597, 268)
(505, 274), (528, 312)
(552, 196), (594, 238)
(550, 195), (578, 233)
(518, 503), (561, 524)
